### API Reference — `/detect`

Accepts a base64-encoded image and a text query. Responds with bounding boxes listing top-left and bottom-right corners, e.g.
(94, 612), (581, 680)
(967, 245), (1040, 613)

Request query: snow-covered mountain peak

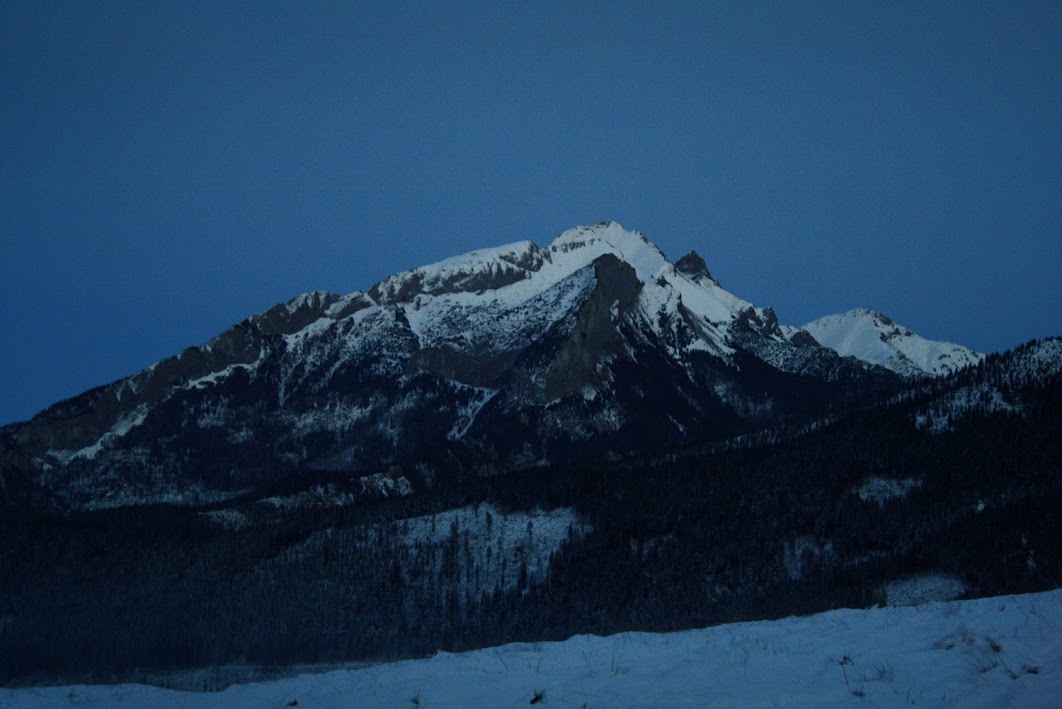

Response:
(351, 221), (799, 372)
(802, 308), (984, 377)
(366, 222), (668, 308)
(545, 221), (670, 284)
(6, 221), (936, 510)
(537, 222), (789, 353)
(846, 308), (900, 329)
(549, 220), (639, 246)
(362, 226), (980, 385)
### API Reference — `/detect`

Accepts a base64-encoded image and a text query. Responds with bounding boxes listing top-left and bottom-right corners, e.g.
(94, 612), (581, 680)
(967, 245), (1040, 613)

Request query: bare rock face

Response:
(675, 250), (718, 286)
(254, 291), (338, 336)
(542, 254), (641, 401)
(787, 329), (821, 348)
(7, 293), (335, 457)
(735, 306), (784, 340)
(368, 243), (548, 303)
(409, 346), (522, 388)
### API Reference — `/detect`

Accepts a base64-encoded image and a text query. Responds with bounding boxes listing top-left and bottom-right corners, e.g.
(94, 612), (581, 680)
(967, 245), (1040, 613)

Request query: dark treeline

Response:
(1, 341), (1059, 686)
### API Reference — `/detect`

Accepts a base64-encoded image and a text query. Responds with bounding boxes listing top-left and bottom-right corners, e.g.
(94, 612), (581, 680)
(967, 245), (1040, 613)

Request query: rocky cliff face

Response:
(3, 222), (922, 511)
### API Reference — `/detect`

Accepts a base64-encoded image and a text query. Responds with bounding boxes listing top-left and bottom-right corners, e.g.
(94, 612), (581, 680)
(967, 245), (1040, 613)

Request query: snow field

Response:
(3, 588), (1059, 708)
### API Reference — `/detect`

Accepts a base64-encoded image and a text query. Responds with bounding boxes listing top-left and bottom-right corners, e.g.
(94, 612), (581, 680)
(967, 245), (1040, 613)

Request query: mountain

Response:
(2, 222), (974, 511)
(2, 222), (1055, 691)
(803, 308), (984, 377)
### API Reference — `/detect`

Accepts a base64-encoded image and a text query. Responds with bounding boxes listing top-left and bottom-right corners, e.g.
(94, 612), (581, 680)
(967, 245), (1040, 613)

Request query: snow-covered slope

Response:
(802, 308), (984, 377)
(3, 588), (1058, 707)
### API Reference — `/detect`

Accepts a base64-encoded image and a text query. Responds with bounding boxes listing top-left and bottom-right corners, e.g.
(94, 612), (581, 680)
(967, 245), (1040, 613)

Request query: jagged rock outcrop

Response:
(675, 250), (718, 286)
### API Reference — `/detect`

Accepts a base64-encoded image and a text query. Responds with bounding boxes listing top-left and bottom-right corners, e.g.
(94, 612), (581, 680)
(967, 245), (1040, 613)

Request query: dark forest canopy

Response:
(1, 340), (1059, 687)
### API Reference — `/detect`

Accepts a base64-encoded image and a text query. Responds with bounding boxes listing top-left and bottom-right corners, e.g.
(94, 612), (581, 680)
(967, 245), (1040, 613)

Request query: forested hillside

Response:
(1, 340), (1058, 687)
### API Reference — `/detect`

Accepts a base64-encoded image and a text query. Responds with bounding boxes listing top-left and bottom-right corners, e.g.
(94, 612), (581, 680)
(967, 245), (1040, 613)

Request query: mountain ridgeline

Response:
(1, 222), (981, 512)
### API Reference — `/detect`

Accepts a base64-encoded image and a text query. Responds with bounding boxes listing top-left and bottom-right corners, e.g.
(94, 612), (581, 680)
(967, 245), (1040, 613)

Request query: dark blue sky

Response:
(2, 1), (1060, 425)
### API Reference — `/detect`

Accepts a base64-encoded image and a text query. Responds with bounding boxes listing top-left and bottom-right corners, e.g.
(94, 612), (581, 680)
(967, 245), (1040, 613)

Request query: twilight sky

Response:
(1, 1), (1060, 425)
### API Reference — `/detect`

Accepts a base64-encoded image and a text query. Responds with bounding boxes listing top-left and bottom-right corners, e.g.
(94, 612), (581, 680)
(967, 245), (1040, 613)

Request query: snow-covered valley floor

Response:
(3, 589), (1060, 708)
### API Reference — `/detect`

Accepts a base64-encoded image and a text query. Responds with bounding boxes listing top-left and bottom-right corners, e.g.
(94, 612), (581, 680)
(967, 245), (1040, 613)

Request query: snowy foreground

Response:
(4, 590), (1060, 708)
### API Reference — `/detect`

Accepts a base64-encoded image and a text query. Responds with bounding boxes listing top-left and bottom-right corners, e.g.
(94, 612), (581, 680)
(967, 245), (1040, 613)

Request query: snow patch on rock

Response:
(383, 503), (589, 595)
(198, 508), (250, 531)
(357, 473), (413, 498)
(857, 476), (922, 505)
(47, 405), (150, 464)
(884, 574), (967, 606)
